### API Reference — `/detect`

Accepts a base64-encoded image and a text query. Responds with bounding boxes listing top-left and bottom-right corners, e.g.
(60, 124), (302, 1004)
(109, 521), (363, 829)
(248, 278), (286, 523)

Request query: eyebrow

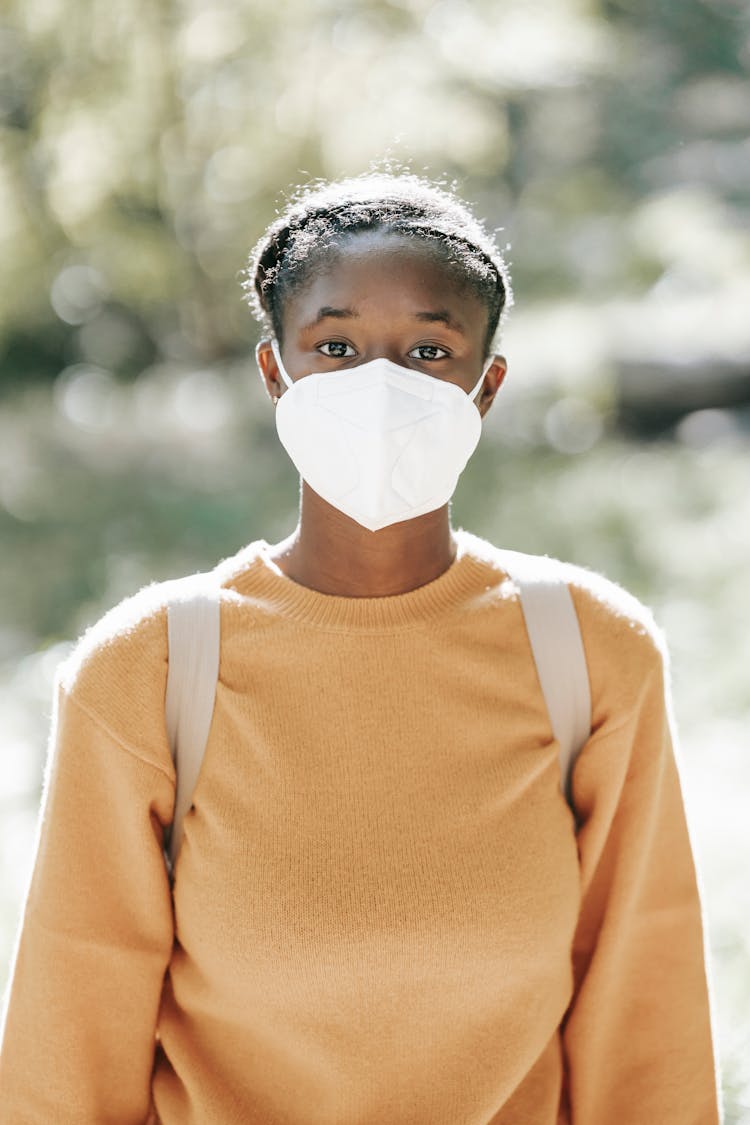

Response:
(302, 306), (466, 335)
(413, 310), (466, 335)
(302, 306), (359, 330)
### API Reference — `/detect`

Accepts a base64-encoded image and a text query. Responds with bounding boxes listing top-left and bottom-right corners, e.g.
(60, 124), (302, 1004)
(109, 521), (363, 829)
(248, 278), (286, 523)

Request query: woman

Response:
(0, 172), (722, 1123)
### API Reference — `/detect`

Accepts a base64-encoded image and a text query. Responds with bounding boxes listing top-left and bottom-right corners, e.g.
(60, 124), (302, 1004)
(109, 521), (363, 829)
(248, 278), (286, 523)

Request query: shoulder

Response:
(549, 559), (671, 728)
(459, 529), (670, 720)
(56, 570), (235, 750)
(553, 558), (669, 683)
(555, 558), (666, 657)
(467, 531), (664, 651)
(58, 577), (170, 701)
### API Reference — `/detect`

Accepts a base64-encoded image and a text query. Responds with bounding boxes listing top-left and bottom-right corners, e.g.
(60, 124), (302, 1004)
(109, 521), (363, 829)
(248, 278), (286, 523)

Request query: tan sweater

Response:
(0, 527), (722, 1124)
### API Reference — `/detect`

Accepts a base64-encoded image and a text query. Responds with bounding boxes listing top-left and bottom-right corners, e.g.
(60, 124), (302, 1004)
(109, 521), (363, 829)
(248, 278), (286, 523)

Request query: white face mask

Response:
(268, 339), (494, 533)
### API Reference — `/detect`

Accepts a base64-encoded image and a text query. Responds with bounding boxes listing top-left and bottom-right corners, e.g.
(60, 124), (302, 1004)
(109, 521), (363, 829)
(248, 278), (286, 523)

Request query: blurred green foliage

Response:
(1, 0), (749, 391)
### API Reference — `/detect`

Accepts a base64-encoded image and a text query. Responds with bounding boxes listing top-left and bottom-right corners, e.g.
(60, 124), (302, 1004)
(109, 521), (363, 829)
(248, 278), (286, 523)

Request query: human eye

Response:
(408, 344), (450, 362)
(317, 340), (356, 359)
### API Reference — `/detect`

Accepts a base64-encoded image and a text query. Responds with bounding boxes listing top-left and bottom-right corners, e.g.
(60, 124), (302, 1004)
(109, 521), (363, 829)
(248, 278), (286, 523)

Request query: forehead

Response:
(284, 230), (487, 332)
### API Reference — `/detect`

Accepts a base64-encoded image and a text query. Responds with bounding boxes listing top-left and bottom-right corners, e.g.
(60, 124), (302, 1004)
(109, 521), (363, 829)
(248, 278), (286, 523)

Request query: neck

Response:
(265, 483), (458, 598)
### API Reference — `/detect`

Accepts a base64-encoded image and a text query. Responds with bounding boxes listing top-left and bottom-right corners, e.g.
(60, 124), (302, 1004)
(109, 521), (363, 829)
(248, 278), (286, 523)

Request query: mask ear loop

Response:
(269, 338), (295, 390)
(469, 354), (496, 404)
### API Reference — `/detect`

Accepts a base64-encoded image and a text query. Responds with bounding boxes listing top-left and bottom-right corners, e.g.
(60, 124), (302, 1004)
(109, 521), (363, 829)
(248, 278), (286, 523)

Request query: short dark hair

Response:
(240, 171), (513, 358)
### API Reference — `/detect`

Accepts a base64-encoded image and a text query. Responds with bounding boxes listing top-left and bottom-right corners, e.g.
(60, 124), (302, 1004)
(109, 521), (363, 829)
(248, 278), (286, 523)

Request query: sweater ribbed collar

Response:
(219, 527), (496, 632)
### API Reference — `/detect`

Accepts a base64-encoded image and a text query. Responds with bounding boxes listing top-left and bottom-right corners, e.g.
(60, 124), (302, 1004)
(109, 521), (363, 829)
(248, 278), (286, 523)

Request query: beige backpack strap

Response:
(495, 549), (591, 829)
(164, 575), (221, 881)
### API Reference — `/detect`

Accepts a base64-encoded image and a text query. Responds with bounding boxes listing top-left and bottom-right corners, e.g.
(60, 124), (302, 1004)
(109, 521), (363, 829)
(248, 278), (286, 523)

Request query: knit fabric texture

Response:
(0, 527), (722, 1124)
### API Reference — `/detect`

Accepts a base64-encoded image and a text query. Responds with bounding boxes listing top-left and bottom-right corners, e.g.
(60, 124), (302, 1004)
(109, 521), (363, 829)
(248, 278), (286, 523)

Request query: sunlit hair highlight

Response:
(240, 171), (513, 358)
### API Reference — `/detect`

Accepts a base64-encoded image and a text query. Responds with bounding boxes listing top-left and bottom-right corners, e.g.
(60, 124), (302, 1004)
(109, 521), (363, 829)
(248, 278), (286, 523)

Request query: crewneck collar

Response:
(219, 527), (496, 632)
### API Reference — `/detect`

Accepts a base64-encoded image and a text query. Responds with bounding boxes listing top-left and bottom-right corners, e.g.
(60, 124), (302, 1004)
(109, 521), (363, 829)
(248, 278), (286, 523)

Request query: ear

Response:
(255, 339), (283, 404)
(478, 355), (508, 418)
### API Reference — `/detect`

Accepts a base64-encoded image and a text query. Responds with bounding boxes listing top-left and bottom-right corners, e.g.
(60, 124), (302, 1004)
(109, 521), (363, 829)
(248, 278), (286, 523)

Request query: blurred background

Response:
(1, 0), (749, 1116)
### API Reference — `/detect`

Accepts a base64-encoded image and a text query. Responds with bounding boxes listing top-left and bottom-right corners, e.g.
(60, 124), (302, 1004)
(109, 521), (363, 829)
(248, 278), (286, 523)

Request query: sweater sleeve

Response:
(559, 590), (723, 1124)
(0, 650), (176, 1121)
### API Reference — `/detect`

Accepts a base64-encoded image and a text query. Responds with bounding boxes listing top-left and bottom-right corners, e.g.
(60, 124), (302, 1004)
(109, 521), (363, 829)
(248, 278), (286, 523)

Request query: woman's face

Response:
(256, 230), (507, 416)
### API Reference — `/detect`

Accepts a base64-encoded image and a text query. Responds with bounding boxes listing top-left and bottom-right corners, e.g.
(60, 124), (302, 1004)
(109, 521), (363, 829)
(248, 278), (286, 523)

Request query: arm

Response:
(559, 620), (723, 1123)
(0, 674), (176, 1122)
